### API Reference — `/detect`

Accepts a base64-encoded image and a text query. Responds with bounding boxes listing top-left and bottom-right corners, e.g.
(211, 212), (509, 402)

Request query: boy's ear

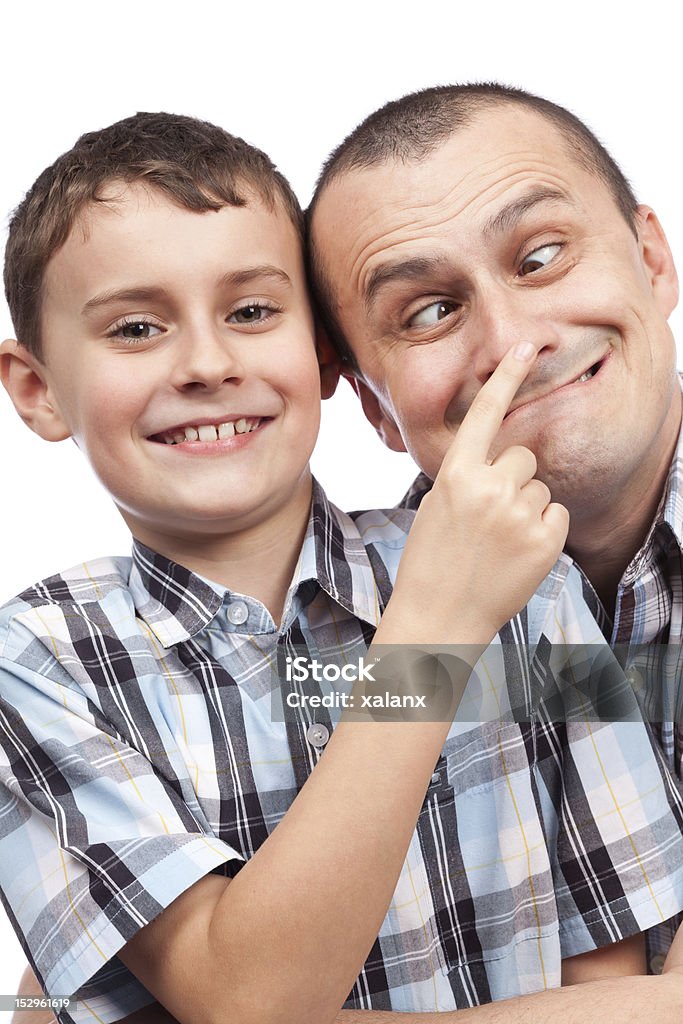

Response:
(636, 205), (679, 317)
(0, 339), (72, 441)
(315, 324), (342, 400)
(344, 372), (407, 453)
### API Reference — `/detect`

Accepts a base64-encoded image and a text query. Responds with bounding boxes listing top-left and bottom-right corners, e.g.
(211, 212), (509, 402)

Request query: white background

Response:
(1, 0), (681, 1010)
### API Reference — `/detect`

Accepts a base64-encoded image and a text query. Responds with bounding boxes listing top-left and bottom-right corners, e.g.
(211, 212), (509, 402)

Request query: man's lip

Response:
(504, 353), (609, 419)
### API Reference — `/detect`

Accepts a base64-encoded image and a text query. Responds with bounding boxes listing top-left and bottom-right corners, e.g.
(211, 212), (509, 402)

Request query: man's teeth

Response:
(575, 365), (598, 384)
(160, 418), (262, 444)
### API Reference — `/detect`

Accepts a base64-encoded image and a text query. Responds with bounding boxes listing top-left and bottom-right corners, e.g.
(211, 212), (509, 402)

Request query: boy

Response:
(1, 113), (682, 1024)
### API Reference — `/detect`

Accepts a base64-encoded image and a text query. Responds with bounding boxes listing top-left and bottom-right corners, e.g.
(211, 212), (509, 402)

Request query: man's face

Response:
(35, 184), (323, 546)
(312, 107), (680, 521)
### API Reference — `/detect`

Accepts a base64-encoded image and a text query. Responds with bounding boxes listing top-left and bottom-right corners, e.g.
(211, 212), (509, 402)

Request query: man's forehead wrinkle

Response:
(351, 171), (565, 303)
(481, 186), (575, 237)
(334, 143), (582, 306)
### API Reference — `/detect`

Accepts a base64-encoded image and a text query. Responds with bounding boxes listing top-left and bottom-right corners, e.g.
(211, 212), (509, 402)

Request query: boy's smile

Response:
(33, 184), (324, 549)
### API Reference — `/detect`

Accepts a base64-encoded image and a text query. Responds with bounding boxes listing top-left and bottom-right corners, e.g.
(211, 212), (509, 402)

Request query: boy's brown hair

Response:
(4, 111), (304, 360)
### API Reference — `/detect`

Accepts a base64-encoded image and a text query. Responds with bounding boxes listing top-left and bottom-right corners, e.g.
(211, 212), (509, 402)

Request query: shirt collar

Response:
(129, 542), (225, 647)
(654, 428), (683, 552)
(282, 479), (383, 630)
(129, 479), (382, 648)
(657, 385), (683, 549)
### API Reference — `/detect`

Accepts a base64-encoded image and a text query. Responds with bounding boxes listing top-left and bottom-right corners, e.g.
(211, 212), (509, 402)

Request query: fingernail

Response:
(513, 342), (535, 361)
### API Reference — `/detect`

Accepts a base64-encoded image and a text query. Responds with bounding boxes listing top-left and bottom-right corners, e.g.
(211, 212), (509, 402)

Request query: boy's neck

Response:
(126, 475), (314, 627)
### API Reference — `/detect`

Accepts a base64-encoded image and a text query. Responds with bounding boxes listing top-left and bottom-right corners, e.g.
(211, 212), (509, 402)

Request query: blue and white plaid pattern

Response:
(2, 482), (683, 1022)
(403, 416), (683, 975)
(577, 424), (683, 970)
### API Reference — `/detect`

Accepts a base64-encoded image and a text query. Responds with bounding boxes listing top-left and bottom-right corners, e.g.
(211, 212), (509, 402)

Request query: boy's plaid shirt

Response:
(2, 481), (683, 1023)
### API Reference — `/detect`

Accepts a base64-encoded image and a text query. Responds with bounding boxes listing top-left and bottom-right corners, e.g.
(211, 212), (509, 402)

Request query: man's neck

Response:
(124, 476), (314, 626)
(566, 413), (680, 620)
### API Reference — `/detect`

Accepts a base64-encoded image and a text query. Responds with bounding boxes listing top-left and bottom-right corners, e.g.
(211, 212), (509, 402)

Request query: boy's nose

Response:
(172, 326), (245, 391)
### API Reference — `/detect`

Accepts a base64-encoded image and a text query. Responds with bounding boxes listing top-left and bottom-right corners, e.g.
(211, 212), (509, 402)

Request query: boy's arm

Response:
(334, 928), (683, 1024)
(117, 345), (568, 1024)
(332, 978), (681, 1024)
(332, 932), (683, 1024)
(3, 934), (664, 1024)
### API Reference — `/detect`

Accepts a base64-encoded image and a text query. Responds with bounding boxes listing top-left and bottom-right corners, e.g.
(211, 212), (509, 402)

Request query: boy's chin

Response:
(115, 474), (314, 545)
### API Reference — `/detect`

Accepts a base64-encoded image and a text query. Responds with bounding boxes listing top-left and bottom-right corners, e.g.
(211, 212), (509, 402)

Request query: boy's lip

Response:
(147, 414), (273, 441)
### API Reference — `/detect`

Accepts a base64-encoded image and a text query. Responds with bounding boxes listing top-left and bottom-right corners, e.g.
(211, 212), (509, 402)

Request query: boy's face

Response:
(31, 184), (324, 544)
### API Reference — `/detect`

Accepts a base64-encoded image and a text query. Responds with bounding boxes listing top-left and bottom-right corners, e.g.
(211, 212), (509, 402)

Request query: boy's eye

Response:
(519, 243), (562, 276)
(229, 303), (277, 325)
(110, 320), (162, 342)
(409, 301), (459, 328)
(122, 322), (159, 339)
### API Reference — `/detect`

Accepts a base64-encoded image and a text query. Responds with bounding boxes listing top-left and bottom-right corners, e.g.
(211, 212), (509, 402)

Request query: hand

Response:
(382, 342), (569, 646)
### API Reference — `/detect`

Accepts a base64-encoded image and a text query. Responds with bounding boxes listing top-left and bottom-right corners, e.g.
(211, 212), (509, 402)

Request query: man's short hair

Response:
(4, 111), (303, 360)
(306, 82), (639, 369)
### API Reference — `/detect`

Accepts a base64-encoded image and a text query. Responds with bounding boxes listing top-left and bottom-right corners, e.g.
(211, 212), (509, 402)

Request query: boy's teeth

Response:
(161, 418), (261, 444)
(198, 425), (218, 442)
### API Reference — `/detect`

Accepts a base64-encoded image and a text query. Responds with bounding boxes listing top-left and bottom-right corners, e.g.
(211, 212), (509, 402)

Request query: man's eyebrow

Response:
(364, 255), (450, 311)
(483, 186), (574, 237)
(81, 266), (293, 316)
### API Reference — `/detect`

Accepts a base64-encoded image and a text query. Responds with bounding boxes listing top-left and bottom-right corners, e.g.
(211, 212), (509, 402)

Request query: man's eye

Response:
(229, 303), (276, 325)
(519, 244), (562, 276)
(409, 301), (458, 328)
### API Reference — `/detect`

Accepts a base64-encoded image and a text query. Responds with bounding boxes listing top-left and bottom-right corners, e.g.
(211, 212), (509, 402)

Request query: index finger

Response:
(446, 342), (538, 466)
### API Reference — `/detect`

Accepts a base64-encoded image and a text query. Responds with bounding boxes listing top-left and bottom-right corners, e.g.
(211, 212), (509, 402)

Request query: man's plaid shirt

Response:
(2, 481), (683, 1022)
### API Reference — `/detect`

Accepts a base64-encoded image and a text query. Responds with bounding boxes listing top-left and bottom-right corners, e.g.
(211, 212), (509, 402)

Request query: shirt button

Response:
(306, 723), (330, 748)
(430, 772), (441, 785)
(227, 600), (249, 626)
(650, 953), (666, 975)
(625, 667), (643, 691)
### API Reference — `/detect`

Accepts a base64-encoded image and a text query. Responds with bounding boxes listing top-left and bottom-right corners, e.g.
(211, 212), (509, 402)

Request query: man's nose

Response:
(171, 322), (245, 392)
(469, 283), (560, 383)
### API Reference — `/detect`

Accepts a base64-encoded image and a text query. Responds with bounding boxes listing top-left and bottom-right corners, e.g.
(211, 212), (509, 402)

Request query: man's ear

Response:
(0, 339), (72, 441)
(315, 324), (342, 400)
(344, 372), (407, 453)
(636, 206), (679, 317)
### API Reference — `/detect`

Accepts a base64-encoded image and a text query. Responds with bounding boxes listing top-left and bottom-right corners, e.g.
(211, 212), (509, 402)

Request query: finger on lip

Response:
(446, 343), (539, 466)
(505, 355), (605, 419)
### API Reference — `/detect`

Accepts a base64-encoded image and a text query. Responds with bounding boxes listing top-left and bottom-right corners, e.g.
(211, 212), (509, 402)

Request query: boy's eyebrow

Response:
(82, 286), (170, 316)
(217, 265), (293, 289)
(81, 266), (293, 316)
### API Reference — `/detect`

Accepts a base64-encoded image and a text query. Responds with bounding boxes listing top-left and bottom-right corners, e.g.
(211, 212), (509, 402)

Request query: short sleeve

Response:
(0, 630), (242, 1024)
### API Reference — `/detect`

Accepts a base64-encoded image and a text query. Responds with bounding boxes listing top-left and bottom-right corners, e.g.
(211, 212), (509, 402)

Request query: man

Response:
(307, 83), (683, 1018)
